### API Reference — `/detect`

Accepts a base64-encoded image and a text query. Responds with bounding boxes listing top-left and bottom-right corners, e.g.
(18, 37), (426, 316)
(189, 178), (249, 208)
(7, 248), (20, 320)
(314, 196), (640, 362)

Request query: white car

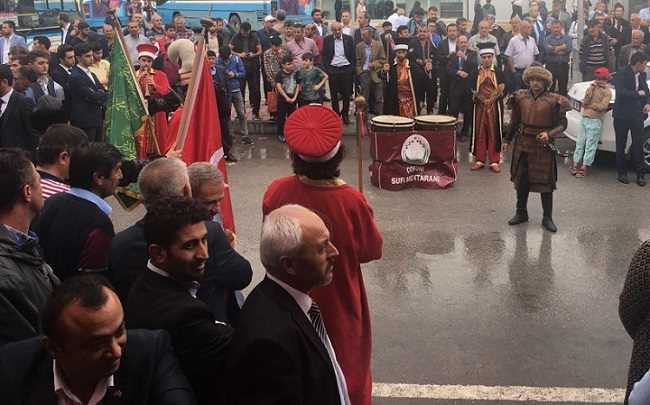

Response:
(565, 80), (650, 171)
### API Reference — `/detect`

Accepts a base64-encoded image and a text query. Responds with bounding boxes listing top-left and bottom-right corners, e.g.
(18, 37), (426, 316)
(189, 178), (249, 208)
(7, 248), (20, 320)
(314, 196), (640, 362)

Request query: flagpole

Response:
(174, 36), (206, 150)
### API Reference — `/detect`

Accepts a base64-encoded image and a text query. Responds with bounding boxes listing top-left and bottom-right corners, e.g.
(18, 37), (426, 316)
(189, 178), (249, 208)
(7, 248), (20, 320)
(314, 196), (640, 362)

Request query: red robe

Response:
(263, 176), (383, 405)
(141, 69), (171, 154)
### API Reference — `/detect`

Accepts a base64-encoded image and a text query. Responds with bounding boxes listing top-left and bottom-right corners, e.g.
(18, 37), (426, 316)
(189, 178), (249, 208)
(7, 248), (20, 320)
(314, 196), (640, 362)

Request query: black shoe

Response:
(241, 136), (254, 145)
(508, 210), (529, 225)
(638, 175), (647, 187)
(542, 216), (557, 233)
(342, 116), (351, 125)
(224, 154), (238, 163)
(618, 174), (629, 184)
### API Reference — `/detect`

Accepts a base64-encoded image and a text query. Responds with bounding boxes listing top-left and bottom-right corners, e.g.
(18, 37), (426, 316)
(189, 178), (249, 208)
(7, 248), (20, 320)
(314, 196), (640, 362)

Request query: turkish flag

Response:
(168, 59), (235, 232)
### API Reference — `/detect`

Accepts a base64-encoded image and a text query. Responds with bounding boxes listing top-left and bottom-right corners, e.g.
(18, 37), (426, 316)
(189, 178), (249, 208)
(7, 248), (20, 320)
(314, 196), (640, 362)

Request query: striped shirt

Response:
(38, 170), (70, 200)
(583, 39), (607, 67)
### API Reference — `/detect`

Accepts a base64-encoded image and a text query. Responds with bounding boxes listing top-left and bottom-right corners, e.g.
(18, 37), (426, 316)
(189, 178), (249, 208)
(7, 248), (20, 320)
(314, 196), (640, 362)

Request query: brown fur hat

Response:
(523, 65), (553, 87)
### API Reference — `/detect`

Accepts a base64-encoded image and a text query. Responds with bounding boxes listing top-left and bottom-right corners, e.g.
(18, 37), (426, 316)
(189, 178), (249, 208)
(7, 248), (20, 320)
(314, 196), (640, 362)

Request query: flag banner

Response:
(169, 47), (236, 232)
(104, 28), (155, 161)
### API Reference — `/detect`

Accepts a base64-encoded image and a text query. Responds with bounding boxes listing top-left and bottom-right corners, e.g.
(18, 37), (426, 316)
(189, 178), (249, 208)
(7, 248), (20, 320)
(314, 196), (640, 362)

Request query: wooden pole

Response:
(354, 96), (367, 194)
(174, 37), (206, 150)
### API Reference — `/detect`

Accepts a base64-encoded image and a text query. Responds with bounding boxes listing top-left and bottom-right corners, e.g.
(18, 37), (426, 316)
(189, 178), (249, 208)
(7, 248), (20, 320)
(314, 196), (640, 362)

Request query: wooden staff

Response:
(354, 96), (367, 194)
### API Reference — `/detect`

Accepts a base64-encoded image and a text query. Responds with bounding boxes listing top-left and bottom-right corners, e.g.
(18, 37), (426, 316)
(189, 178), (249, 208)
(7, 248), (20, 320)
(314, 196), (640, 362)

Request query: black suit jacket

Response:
(225, 277), (341, 405)
(66, 65), (107, 129)
(51, 64), (71, 88)
(126, 270), (233, 405)
(0, 329), (197, 405)
(110, 220), (252, 324)
(322, 34), (355, 73)
(613, 65), (650, 122)
(0, 90), (38, 152)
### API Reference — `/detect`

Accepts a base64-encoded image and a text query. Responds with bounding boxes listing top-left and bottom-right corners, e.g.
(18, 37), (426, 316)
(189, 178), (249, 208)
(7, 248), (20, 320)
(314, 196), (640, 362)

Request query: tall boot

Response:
(508, 187), (529, 225)
(541, 192), (557, 233)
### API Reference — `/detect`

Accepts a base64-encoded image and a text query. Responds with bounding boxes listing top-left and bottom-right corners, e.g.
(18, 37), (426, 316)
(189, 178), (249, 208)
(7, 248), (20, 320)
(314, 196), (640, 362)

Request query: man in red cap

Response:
(262, 105), (383, 405)
(572, 66), (611, 177)
(136, 43), (171, 153)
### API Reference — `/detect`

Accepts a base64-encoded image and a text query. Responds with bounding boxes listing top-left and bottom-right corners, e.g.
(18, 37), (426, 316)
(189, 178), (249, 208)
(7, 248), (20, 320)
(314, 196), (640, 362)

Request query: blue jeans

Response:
(574, 117), (602, 166)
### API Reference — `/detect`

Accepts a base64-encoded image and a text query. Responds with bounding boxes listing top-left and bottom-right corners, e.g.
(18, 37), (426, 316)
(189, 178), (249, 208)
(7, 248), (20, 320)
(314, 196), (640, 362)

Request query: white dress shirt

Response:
(447, 38), (457, 55)
(342, 25), (353, 36)
(331, 37), (350, 67)
(0, 88), (13, 117)
(266, 273), (351, 405)
(1, 35), (12, 64)
(54, 359), (114, 405)
(62, 22), (71, 44)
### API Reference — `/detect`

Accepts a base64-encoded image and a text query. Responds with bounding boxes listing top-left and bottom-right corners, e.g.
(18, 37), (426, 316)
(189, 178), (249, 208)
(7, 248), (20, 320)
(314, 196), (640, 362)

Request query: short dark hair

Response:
(397, 25), (408, 33)
(90, 41), (103, 52)
(164, 24), (175, 31)
(456, 17), (468, 24)
(301, 52), (314, 61)
(428, 6), (438, 12)
(69, 142), (122, 190)
(382, 21), (392, 28)
(16, 66), (36, 83)
(0, 148), (35, 213)
(207, 50), (216, 57)
(41, 275), (115, 342)
(311, 8), (321, 16)
(9, 45), (27, 58)
(58, 12), (70, 23)
(2, 20), (16, 30)
(37, 124), (88, 166)
(631, 51), (648, 65)
(78, 21), (90, 30)
(57, 44), (74, 60)
(281, 55), (293, 65)
(614, 2), (625, 10)
(27, 49), (50, 64)
(0, 64), (12, 86)
(219, 45), (231, 58)
(270, 35), (282, 46)
(74, 42), (93, 57)
(291, 144), (345, 180)
(143, 196), (210, 249)
(33, 36), (52, 50)
(414, 9), (425, 16)
(240, 21), (252, 32)
(446, 23), (457, 30)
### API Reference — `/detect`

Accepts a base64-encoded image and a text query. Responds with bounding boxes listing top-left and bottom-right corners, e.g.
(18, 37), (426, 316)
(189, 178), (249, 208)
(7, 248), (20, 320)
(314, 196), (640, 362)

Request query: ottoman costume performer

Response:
(469, 42), (506, 173)
(504, 65), (570, 233)
(385, 42), (418, 118)
(262, 105), (383, 405)
(136, 43), (171, 153)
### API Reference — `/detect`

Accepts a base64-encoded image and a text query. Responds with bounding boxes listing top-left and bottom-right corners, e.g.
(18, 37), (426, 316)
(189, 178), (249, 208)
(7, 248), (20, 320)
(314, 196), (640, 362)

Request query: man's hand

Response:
(284, 94), (292, 102)
(537, 131), (550, 143)
(224, 229), (237, 248)
(644, 104), (650, 113)
(165, 149), (183, 159)
(458, 71), (468, 78)
(227, 71), (235, 78)
(501, 143), (509, 153)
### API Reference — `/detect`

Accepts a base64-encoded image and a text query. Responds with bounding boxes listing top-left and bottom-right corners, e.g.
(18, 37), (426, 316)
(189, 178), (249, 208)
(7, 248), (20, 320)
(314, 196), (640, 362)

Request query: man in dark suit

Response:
(438, 23), (458, 114)
(226, 205), (347, 405)
(110, 158), (252, 324)
(0, 275), (196, 405)
(51, 44), (75, 88)
(67, 43), (107, 142)
(0, 65), (39, 152)
(322, 22), (355, 124)
(409, 25), (439, 114)
(447, 34), (477, 141)
(125, 196), (233, 405)
(613, 51), (650, 186)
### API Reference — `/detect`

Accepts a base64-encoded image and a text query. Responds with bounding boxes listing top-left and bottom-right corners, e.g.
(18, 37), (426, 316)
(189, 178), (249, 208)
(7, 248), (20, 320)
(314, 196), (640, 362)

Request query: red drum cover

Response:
(369, 161), (457, 190)
(369, 126), (456, 163)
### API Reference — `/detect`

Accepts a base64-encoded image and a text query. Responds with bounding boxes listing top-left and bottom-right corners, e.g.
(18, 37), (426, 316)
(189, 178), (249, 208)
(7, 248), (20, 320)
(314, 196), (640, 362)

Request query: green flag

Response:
(104, 33), (149, 161)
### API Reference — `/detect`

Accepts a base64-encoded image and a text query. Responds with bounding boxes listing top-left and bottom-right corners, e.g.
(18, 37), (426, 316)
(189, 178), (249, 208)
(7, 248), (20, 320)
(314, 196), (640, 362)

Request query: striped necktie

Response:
(309, 302), (327, 343)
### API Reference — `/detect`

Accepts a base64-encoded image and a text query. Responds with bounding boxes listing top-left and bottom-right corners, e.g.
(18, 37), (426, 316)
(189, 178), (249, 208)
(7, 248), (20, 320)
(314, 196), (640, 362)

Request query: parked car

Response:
(565, 80), (650, 172)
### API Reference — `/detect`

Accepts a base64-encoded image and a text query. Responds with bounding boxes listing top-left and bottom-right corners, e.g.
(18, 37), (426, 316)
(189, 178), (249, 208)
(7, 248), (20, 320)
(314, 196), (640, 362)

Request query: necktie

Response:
(308, 302), (327, 343)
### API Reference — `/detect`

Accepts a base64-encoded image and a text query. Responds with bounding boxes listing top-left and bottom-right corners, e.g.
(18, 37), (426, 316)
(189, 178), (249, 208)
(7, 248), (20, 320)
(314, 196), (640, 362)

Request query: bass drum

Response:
(369, 115), (415, 162)
(413, 115), (457, 163)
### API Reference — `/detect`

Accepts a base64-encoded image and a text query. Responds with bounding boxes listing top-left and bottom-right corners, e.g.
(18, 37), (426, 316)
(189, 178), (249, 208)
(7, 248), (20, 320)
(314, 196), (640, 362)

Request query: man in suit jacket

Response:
(0, 65), (39, 152)
(438, 23), (459, 114)
(356, 28), (386, 115)
(322, 22), (355, 124)
(51, 44), (75, 88)
(67, 43), (107, 141)
(409, 25), (439, 114)
(0, 275), (196, 405)
(125, 196), (233, 405)
(0, 21), (26, 65)
(618, 29), (649, 71)
(613, 51), (650, 186)
(447, 34), (477, 141)
(226, 205), (348, 405)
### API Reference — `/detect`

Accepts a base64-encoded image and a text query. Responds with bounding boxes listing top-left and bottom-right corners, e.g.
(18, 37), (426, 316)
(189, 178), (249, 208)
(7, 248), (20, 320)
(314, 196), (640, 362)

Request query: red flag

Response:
(168, 60), (235, 232)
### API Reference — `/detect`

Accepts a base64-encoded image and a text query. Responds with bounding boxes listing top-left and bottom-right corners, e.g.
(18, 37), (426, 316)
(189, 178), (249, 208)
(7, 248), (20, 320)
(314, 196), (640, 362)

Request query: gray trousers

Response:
(231, 90), (248, 136)
(359, 71), (384, 115)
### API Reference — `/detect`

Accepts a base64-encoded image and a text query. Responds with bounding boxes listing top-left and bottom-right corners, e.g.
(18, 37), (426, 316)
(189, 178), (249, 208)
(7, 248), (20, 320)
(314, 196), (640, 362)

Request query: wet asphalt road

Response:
(111, 133), (647, 404)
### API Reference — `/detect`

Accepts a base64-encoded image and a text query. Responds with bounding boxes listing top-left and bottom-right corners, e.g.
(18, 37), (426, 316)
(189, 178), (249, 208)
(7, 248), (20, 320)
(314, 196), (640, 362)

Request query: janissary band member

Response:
(263, 105), (383, 405)
(385, 42), (418, 118)
(137, 43), (171, 153)
(469, 42), (506, 173)
(504, 65), (570, 233)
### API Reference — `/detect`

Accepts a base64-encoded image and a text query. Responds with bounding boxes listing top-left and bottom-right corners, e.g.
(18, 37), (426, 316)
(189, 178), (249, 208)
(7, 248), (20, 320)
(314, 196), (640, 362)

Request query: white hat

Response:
(394, 44), (408, 51)
(264, 15), (276, 22)
(478, 48), (495, 56)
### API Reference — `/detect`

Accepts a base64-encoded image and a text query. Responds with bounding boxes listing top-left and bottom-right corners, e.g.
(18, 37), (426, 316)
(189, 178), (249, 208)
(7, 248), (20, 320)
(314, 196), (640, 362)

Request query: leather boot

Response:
(541, 192), (557, 233)
(508, 187), (529, 225)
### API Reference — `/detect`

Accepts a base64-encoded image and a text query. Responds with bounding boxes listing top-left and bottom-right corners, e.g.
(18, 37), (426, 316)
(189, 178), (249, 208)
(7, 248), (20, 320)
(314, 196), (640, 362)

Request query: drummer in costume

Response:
(469, 42), (506, 173)
(262, 105), (383, 405)
(504, 65), (570, 233)
(136, 43), (171, 153)
(384, 41), (418, 118)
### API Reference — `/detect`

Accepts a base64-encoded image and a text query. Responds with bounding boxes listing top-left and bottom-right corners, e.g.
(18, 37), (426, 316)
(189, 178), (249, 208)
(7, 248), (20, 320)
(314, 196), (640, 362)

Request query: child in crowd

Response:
(275, 55), (301, 143)
(572, 66), (612, 177)
(295, 52), (328, 106)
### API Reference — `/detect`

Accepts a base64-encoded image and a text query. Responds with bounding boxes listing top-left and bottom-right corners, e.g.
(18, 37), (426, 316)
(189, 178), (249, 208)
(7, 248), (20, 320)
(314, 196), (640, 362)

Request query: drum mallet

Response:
(354, 96), (367, 194)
